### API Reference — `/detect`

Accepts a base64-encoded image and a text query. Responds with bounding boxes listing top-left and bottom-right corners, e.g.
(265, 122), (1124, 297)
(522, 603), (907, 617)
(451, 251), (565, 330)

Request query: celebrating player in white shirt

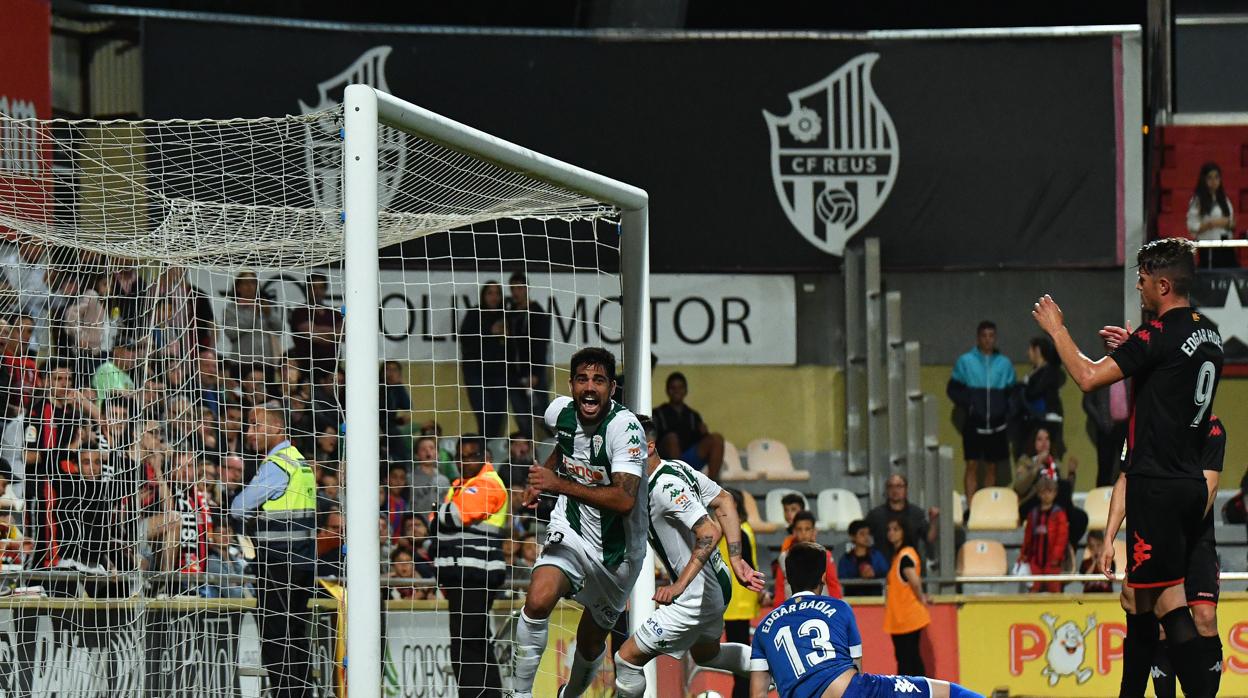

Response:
(613, 415), (766, 697)
(513, 347), (648, 698)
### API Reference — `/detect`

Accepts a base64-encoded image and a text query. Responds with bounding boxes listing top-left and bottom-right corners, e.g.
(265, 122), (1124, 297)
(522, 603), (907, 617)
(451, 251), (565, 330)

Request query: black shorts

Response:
(1125, 475), (1206, 588)
(962, 427), (1009, 462)
(1186, 512), (1220, 606)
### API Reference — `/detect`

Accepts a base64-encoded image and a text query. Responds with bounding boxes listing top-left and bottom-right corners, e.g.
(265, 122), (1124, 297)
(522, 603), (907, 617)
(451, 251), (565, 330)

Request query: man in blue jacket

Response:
(947, 320), (1016, 499)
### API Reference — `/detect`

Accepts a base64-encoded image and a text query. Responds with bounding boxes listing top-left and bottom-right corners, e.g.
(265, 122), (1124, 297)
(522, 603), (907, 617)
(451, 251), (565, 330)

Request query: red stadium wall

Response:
(0, 0), (50, 118)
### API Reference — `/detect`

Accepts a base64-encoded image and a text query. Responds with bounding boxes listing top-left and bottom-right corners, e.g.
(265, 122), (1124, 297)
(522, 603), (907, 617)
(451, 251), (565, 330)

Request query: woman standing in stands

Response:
(883, 517), (930, 676)
(1017, 336), (1065, 459)
(1187, 161), (1239, 268)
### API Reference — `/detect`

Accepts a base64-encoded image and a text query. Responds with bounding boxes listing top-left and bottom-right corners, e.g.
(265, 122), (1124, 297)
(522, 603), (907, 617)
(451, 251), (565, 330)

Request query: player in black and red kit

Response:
(1033, 238), (1223, 697)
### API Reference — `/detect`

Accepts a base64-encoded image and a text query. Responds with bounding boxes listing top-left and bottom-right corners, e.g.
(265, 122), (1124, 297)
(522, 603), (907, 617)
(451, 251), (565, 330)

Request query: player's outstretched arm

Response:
(1032, 294), (1124, 392)
(528, 468), (640, 515)
(750, 671), (772, 698)
(709, 489), (766, 592)
(654, 514), (722, 605)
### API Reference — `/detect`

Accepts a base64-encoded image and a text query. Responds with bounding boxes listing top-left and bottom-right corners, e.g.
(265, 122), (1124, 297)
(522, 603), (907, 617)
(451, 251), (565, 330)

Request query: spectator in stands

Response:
(288, 272), (342, 383)
(1082, 374), (1130, 487)
(388, 548), (430, 600)
(1080, 530), (1114, 593)
(1017, 336), (1065, 460)
(103, 267), (141, 332)
(838, 519), (889, 597)
(59, 281), (113, 377)
(866, 474), (938, 562)
(317, 471), (341, 513)
(505, 272), (551, 439)
(779, 492), (807, 552)
(653, 372), (725, 480)
(773, 511), (842, 603)
(1187, 161), (1239, 268)
(381, 361), (413, 463)
(93, 340), (137, 407)
(947, 320), (1016, 498)
(62, 442), (120, 575)
(503, 431), (536, 487)
(169, 451), (212, 578)
(406, 513), (435, 579)
(315, 423), (340, 464)
(883, 518), (931, 675)
(0, 493), (28, 567)
(459, 281), (508, 438)
(380, 482), (408, 537)
(223, 271), (283, 370)
(1014, 426), (1087, 550)
(317, 510), (344, 577)
(1017, 477), (1069, 594)
(2, 316), (37, 411)
(1, 237), (50, 353)
(410, 436), (450, 517)
(203, 516), (251, 599)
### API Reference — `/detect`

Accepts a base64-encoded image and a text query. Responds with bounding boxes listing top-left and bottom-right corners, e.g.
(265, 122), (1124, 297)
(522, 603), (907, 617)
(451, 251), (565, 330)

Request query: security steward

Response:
(432, 434), (509, 698)
(230, 405), (317, 698)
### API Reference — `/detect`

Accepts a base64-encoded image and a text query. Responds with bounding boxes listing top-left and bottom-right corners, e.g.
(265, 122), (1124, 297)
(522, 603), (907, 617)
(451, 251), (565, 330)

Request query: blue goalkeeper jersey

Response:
(750, 591), (863, 698)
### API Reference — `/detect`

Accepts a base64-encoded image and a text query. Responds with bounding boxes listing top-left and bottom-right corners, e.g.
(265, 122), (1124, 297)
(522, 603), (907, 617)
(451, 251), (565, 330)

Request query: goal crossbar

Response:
(341, 84), (653, 698)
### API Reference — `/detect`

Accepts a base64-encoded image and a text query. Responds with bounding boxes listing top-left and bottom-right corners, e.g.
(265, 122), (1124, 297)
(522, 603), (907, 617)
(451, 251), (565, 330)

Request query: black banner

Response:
(142, 23), (1123, 272)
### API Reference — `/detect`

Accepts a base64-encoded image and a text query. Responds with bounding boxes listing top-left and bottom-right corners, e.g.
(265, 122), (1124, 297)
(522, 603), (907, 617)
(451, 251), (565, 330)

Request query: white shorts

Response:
(632, 583), (727, 659)
(534, 522), (637, 629)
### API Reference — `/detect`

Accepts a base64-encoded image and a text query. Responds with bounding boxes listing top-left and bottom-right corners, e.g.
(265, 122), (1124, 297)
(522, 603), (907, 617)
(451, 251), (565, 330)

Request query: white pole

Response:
(619, 205), (655, 696)
(343, 83), (382, 698)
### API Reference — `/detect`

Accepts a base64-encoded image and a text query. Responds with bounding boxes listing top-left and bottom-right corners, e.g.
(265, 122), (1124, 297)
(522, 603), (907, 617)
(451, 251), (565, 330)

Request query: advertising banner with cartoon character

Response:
(958, 595), (1248, 696)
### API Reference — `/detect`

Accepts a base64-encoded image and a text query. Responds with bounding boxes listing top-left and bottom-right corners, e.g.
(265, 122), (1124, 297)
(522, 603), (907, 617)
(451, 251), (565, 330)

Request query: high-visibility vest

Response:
(433, 463), (509, 573)
(256, 443), (317, 541)
(721, 523), (761, 621)
(883, 545), (931, 635)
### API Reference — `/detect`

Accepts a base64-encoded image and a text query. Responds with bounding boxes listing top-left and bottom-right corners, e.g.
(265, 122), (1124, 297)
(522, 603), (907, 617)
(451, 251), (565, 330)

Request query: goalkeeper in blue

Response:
(749, 542), (983, 698)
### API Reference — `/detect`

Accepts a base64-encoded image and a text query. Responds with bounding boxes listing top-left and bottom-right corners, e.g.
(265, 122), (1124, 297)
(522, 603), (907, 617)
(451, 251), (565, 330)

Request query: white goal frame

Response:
(342, 84), (653, 698)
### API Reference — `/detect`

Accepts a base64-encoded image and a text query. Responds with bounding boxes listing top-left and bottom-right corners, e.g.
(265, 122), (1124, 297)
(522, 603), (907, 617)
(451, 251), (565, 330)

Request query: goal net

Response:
(0, 93), (645, 696)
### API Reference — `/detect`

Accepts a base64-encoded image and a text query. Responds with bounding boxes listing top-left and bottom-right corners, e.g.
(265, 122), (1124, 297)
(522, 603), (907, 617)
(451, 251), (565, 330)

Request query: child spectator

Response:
(837, 519), (889, 597)
(773, 511), (842, 603)
(1018, 477), (1069, 593)
(387, 549), (429, 600)
(1080, 531), (1115, 593)
(778, 492), (807, 552)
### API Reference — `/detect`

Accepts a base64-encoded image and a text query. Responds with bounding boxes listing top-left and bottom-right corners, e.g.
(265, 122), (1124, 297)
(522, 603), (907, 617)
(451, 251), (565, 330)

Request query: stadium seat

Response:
(956, 539), (1008, 577)
(741, 491), (779, 534)
(746, 438), (811, 481)
(815, 488), (864, 531)
(1083, 486), (1115, 531)
(765, 488), (806, 527)
(966, 487), (1019, 530)
(720, 440), (761, 481)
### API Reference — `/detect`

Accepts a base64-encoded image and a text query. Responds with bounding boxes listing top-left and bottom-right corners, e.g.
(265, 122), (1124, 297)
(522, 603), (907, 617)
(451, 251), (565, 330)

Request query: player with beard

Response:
(1033, 237), (1224, 697)
(513, 347), (646, 698)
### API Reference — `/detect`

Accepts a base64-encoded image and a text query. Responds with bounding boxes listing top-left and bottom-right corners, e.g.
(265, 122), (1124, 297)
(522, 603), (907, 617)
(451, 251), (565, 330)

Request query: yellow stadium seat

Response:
(746, 438), (811, 482)
(816, 488), (864, 532)
(1084, 486), (1116, 531)
(967, 487), (1019, 530)
(741, 490), (779, 534)
(720, 441), (761, 481)
(956, 539), (1008, 577)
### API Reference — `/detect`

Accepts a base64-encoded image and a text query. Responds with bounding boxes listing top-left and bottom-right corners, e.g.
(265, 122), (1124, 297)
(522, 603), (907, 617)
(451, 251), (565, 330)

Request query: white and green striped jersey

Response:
(647, 459), (732, 606)
(544, 395), (648, 570)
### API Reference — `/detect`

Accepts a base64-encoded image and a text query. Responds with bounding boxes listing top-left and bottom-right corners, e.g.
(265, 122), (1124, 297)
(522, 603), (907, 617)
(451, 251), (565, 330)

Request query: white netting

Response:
(0, 106), (626, 695)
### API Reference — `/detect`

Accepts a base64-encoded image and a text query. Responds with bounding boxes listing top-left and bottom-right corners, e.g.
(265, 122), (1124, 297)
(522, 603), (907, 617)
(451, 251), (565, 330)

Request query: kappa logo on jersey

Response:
(891, 677), (921, 693)
(627, 435), (642, 446)
(299, 46), (406, 212)
(764, 53), (899, 257)
(626, 422), (640, 431)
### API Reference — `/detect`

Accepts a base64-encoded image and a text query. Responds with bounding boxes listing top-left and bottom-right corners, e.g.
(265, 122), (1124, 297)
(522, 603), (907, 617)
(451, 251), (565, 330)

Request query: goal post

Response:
(342, 84), (653, 698)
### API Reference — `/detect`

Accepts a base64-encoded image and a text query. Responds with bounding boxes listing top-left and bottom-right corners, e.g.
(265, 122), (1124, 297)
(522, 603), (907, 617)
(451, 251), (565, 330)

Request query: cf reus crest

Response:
(764, 53), (899, 256)
(299, 46), (406, 211)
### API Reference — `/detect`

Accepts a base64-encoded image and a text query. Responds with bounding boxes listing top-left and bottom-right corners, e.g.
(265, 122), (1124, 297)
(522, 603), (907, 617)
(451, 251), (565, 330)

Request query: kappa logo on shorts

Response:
(891, 677), (921, 693)
(1132, 532), (1153, 572)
